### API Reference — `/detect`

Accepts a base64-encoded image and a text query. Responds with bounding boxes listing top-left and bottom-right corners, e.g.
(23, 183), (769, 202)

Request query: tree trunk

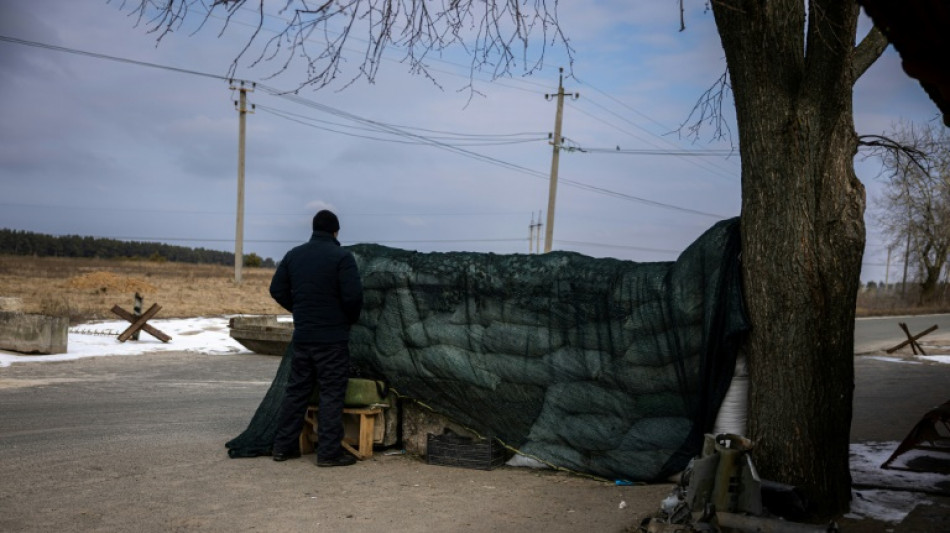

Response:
(920, 263), (942, 303)
(712, 1), (867, 518)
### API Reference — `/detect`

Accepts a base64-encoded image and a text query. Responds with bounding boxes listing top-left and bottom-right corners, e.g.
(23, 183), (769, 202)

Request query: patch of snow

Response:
(0, 316), (252, 367)
(847, 441), (949, 522)
(846, 489), (929, 523)
(866, 356), (923, 365)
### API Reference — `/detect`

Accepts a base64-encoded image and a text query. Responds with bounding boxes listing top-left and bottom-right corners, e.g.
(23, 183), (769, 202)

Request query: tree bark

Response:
(711, 0), (871, 517)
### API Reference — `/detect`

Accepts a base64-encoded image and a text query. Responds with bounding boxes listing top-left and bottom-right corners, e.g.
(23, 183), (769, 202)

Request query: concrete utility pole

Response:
(529, 213), (535, 254)
(901, 231), (910, 297)
(536, 210), (542, 253)
(543, 68), (577, 253)
(885, 247), (891, 287)
(231, 81), (254, 283)
(528, 211), (543, 254)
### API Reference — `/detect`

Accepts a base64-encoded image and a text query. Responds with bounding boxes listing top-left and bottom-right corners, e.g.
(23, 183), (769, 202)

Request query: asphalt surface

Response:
(0, 352), (672, 532)
(854, 313), (950, 354)
(0, 319), (948, 532)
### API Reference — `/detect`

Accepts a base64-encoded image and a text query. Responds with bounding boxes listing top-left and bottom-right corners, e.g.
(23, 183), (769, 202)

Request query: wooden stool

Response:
(300, 406), (384, 460)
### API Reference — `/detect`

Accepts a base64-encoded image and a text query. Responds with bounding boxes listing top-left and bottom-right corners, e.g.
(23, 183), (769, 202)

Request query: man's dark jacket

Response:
(269, 231), (363, 344)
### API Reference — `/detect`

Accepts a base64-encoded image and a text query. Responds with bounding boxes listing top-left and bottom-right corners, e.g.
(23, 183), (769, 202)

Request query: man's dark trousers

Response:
(272, 341), (350, 460)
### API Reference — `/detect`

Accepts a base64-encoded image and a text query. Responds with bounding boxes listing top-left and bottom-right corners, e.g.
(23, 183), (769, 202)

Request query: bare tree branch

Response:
(118, 0), (574, 93)
(858, 134), (928, 173)
(852, 25), (888, 83)
(677, 70), (733, 146)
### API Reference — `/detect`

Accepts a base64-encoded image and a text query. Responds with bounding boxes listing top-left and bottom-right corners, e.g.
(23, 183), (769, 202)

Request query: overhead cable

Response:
(1, 34), (729, 219)
(0, 35), (228, 81)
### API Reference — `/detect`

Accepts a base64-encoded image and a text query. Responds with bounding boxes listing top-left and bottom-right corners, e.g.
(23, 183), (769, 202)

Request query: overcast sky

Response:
(0, 1), (941, 282)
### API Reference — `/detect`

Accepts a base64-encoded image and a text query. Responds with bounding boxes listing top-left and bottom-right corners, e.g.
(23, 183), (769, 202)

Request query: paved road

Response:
(1, 321), (948, 532)
(851, 313), (950, 441)
(854, 313), (950, 353)
(0, 352), (669, 533)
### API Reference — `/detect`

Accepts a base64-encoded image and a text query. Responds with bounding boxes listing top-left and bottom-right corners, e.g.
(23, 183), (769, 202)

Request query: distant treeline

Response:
(0, 228), (274, 267)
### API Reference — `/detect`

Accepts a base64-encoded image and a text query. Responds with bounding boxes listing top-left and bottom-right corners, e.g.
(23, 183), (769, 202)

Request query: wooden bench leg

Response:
(341, 440), (361, 459)
(307, 406), (380, 460)
(357, 412), (375, 459)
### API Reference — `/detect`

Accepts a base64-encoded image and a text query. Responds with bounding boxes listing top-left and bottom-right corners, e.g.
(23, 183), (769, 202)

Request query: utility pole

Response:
(543, 68), (577, 253)
(534, 211), (543, 254)
(529, 213), (535, 254)
(885, 247), (891, 288)
(901, 230), (910, 298)
(528, 211), (543, 254)
(231, 80), (255, 283)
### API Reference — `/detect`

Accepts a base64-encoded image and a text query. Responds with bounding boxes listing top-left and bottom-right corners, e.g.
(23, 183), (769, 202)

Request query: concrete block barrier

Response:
(0, 311), (68, 355)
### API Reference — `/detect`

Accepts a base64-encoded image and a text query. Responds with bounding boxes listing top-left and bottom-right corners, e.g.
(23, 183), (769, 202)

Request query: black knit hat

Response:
(312, 210), (340, 233)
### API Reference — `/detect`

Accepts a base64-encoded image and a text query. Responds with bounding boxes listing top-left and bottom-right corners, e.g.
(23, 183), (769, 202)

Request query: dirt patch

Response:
(0, 255), (285, 322)
(64, 271), (158, 294)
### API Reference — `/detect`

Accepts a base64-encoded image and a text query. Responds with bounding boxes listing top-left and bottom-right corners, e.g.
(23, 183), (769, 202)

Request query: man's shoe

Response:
(272, 451), (301, 462)
(316, 454), (357, 467)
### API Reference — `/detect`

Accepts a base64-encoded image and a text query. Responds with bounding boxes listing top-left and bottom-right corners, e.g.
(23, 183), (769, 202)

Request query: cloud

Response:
(0, 0), (939, 274)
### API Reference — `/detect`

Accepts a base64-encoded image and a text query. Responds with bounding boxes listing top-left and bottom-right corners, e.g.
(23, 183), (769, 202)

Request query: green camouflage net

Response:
(228, 218), (747, 481)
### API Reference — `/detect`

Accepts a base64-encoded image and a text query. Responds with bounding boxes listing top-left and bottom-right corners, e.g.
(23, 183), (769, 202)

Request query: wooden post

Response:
(131, 292), (143, 341)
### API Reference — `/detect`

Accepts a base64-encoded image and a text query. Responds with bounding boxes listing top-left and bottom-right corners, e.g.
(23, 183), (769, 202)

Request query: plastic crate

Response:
(426, 433), (507, 470)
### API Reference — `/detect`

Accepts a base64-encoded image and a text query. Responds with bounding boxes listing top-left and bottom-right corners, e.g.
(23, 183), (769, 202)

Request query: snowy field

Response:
(1, 316), (948, 524)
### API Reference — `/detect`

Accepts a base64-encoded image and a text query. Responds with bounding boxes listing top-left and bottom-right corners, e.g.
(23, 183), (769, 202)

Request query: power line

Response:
(222, 1), (741, 177)
(40, 233), (527, 246)
(255, 85), (730, 218)
(30, 229), (683, 255)
(257, 103), (547, 141)
(212, 4), (745, 186)
(220, 0), (723, 167)
(0, 35), (228, 81)
(570, 146), (737, 156)
(568, 79), (741, 180)
(7, 9), (744, 173)
(257, 105), (547, 146)
(348, 211), (529, 217)
(357, 238), (526, 244)
(566, 100), (739, 181)
(1, 34), (729, 219)
(0, 202), (528, 218)
(576, 77), (678, 134)
(0, 202), (235, 216)
(257, 84), (553, 175)
(576, 78), (740, 164)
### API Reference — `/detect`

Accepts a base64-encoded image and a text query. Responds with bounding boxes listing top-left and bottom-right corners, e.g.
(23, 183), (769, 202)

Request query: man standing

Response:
(269, 210), (363, 467)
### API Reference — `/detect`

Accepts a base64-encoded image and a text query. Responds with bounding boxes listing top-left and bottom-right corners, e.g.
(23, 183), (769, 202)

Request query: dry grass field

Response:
(0, 255), (285, 324)
(2, 254), (947, 325)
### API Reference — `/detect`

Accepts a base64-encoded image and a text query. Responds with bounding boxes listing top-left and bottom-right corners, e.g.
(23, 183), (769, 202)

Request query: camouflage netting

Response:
(228, 218), (748, 482)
